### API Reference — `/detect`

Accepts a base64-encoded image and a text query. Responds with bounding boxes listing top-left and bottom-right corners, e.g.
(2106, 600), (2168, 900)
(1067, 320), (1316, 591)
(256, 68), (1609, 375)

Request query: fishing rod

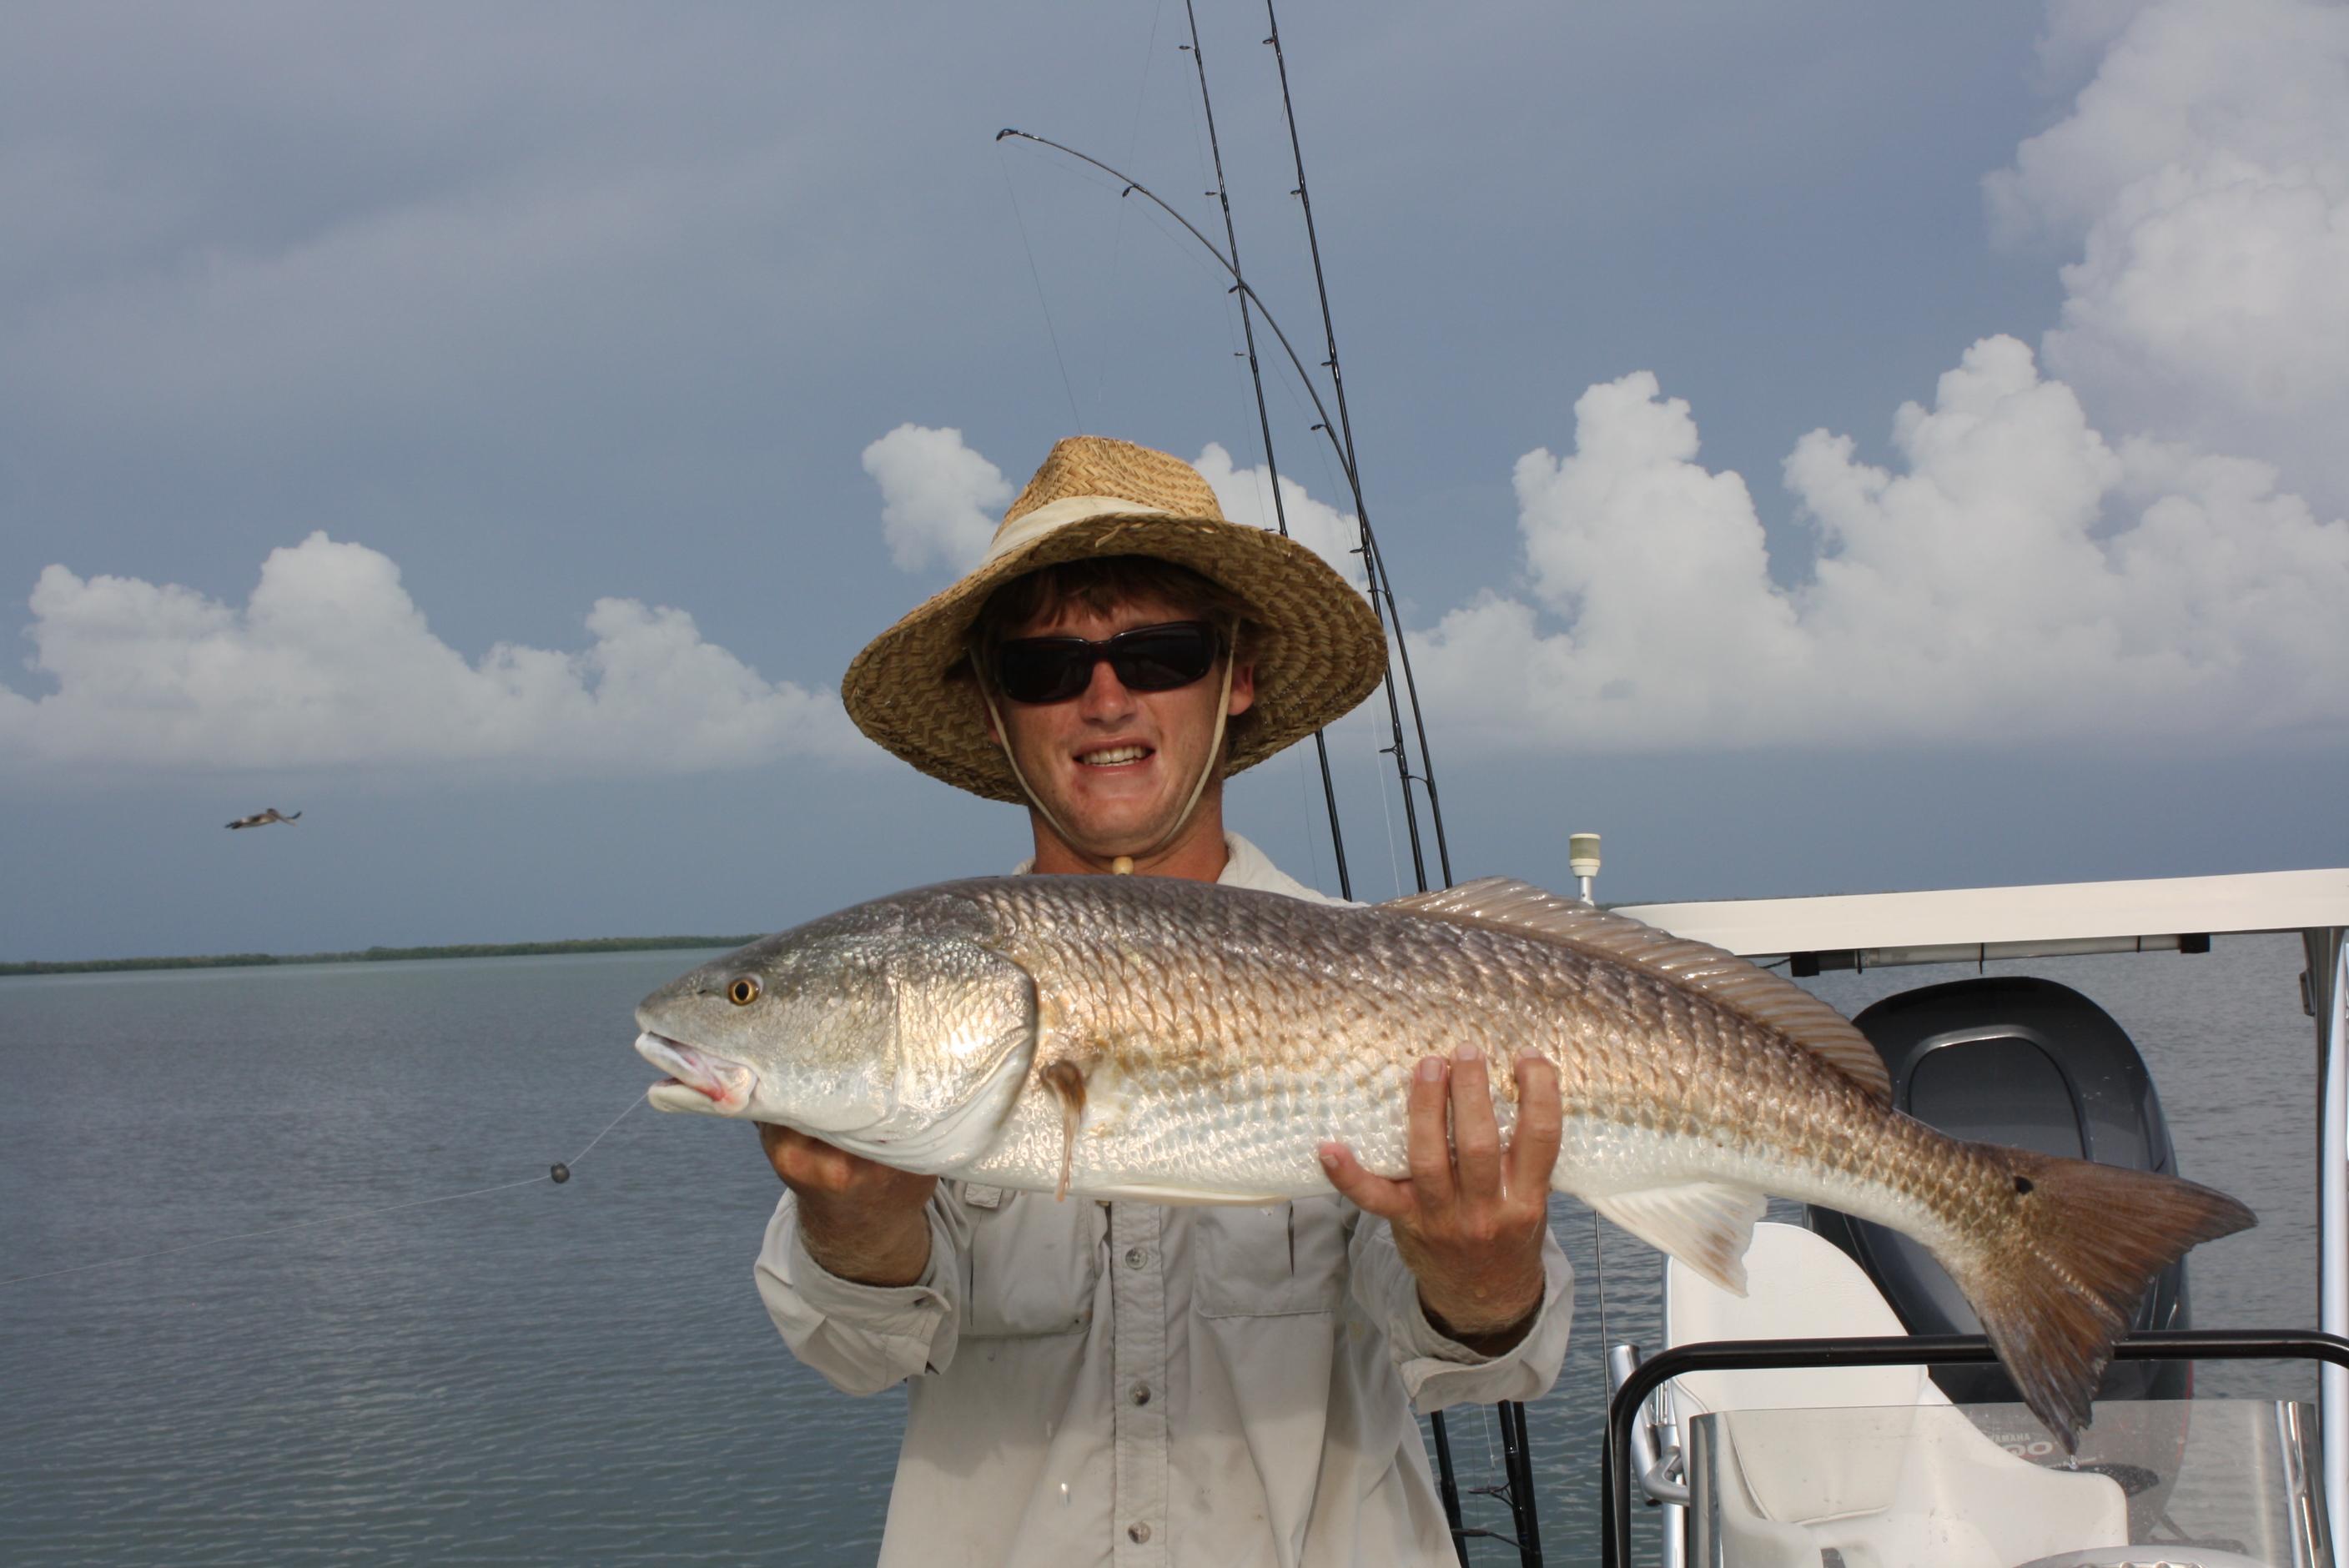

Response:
(1171, 0), (1355, 903)
(1011, 8), (1502, 1556)
(1260, 0), (1451, 897)
(993, 127), (1454, 898)
(1250, 8), (1522, 1559)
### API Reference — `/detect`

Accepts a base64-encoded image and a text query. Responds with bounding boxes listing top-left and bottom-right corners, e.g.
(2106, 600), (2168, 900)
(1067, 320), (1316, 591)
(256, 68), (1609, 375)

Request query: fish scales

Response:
(854, 877), (1939, 1219)
(634, 872), (2255, 1445)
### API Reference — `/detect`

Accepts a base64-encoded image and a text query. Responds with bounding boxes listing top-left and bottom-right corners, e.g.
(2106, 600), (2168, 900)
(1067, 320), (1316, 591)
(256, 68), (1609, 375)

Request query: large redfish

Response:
(633, 874), (2252, 1445)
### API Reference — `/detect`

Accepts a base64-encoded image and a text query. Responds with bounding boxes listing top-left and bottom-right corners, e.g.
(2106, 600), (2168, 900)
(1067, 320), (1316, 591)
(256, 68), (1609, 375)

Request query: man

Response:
(756, 436), (1572, 1565)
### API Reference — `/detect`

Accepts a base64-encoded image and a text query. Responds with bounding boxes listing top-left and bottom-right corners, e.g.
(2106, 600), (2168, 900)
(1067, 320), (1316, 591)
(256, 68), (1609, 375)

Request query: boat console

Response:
(1810, 975), (2194, 1405)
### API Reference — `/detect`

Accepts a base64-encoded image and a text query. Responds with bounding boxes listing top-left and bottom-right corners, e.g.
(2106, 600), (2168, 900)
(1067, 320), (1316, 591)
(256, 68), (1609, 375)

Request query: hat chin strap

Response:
(979, 657), (1235, 875)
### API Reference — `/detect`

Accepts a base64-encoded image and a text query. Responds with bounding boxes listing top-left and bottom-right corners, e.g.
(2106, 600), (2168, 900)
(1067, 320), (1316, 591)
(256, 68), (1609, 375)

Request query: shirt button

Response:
(1124, 1247), (1148, 1269)
(1129, 1523), (1152, 1544)
(1130, 1383), (1151, 1405)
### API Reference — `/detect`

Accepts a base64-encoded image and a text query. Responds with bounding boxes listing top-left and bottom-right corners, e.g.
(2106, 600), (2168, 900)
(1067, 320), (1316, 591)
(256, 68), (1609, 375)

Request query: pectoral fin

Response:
(1590, 1182), (1768, 1295)
(1039, 1060), (1086, 1201)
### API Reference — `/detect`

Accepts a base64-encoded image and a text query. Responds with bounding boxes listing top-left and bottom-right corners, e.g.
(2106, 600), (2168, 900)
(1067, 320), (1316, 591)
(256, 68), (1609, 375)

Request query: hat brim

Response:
(843, 511), (1387, 803)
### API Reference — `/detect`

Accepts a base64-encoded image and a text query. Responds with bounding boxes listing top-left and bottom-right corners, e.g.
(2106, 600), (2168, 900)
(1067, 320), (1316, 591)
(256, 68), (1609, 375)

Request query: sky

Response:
(3, 0), (2346, 962)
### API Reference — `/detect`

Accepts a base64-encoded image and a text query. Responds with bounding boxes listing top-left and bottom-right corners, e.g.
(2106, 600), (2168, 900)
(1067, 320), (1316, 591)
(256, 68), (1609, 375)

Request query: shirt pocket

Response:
(1195, 1197), (1350, 1318)
(958, 1190), (1102, 1338)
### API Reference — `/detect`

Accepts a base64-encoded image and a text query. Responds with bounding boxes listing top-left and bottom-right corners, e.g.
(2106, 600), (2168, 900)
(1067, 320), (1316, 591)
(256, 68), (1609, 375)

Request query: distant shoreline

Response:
(0, 934), (764, 977)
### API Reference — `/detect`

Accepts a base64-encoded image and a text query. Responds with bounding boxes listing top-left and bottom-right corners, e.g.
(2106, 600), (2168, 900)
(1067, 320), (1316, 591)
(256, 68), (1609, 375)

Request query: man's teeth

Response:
(1080, 746), (1149, 766)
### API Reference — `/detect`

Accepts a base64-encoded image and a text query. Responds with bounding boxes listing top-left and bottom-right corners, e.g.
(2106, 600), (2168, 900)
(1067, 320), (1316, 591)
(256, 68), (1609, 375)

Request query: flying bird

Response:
(225, 809), (302, 829)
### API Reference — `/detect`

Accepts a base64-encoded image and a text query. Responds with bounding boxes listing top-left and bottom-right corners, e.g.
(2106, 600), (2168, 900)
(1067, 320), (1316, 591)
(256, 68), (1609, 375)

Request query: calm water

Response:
(0, 936), (2321, 1565)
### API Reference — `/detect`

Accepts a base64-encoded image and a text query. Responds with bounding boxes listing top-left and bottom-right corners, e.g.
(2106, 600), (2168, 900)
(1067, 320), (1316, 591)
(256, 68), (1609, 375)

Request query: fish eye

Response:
(727, 976), (761, 1007)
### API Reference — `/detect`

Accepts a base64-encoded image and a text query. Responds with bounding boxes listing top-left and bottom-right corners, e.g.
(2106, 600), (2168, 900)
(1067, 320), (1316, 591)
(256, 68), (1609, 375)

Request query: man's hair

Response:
(966, 555), (1258, 664)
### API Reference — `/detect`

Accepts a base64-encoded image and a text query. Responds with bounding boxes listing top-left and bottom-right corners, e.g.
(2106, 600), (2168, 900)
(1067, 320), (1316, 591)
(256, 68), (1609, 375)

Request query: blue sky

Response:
(4, 0), (2345, 960)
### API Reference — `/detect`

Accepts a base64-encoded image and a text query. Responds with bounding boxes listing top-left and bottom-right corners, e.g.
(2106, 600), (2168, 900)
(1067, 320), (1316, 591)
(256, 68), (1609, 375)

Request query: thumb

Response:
(1320, 1142), (1412, 1222)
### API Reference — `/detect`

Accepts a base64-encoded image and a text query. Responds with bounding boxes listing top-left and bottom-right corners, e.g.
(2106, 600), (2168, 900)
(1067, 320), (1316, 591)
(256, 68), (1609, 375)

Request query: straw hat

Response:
(843, 435), (1386, 803)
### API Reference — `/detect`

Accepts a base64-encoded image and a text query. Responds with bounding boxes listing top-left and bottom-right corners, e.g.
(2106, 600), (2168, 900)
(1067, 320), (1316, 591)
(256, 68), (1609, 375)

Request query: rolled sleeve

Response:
(1348, 1215), (1575, 1413)
(753, 1191), (964, 1395)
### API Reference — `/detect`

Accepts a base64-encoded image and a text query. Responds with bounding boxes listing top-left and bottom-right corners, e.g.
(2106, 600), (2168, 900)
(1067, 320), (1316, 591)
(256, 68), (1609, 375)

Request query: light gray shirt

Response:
(754, 833), (1573, 1566)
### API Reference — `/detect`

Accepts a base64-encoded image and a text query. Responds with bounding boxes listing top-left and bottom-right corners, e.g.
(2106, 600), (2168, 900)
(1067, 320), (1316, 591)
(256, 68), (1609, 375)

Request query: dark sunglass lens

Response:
(993, 623), (1217, 703)
(995, 641), (1090, 704)
(1108, 626), (1216, 691)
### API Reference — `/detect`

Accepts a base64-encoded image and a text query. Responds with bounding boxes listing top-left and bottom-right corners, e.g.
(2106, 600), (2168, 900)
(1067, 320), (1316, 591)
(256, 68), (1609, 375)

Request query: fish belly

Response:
(958, 1058), (1409, 1202)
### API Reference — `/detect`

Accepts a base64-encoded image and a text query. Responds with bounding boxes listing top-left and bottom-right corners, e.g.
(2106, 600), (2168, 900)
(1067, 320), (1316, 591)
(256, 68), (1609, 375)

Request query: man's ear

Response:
(1227, 660), (1256, 717)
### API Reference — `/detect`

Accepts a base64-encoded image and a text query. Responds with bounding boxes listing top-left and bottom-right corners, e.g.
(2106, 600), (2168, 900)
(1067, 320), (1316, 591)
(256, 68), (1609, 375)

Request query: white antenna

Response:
(1569, 832), (1602, 905)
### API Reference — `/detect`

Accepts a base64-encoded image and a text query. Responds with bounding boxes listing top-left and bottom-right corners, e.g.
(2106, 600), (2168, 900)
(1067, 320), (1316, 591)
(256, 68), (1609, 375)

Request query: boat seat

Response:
(1662, 1221), (2128, 1568)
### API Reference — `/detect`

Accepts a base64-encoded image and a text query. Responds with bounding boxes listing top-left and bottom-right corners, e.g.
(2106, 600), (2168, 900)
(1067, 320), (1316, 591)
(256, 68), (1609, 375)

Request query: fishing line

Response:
(1122, 199), (1243, 293)
(1371, 692), (1406, 900)
(995, 145), (1086, 432)
(1291, 746), (1330, 895)
(1591, 1209), (1612, 1352)
(551, 1088), (647, 1180)
(1093, 0), (1171, 418)
(1267, 345), (1344, 504)
(0, 1087), (648, 1290)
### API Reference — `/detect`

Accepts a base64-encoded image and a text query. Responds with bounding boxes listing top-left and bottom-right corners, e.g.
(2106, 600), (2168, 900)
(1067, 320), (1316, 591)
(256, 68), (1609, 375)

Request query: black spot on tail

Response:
(1954, 1144), (2252, 1450)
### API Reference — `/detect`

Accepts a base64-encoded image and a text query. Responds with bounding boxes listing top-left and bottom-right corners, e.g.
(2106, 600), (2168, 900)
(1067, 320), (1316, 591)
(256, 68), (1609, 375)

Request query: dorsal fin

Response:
(1382, 877), (1893, 1106)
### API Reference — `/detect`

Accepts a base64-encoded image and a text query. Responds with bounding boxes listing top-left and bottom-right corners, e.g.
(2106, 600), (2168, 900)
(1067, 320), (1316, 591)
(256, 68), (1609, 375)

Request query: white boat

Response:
(1597, 867), (2349, 1568)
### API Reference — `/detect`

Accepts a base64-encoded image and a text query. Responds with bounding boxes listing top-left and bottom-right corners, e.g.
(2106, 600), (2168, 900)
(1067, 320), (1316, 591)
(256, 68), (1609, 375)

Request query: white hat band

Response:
(984, 496), (1174, 565)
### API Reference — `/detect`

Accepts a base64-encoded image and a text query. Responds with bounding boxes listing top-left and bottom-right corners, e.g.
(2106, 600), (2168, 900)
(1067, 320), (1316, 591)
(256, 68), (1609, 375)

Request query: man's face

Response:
(990, 591), (1256, 860)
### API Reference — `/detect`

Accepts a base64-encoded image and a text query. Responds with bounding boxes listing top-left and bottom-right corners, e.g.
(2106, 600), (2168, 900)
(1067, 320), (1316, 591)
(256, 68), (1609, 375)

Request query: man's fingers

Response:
(1447, 1048), (1504, 1199)
(759, 1124), (863, 1191)
(1404, 1055), (1456, 1210)
(756, 1121), (797, 1181)
(1319, 1143), (1414, 1222)
(1505, 1050), (1565, 1199)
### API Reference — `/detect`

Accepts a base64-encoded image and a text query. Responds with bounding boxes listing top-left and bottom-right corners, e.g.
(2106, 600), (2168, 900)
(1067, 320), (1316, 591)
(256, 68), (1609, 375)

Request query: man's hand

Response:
(758, 1123), (938, 1289)
(1318, 1047), (1563, 1355)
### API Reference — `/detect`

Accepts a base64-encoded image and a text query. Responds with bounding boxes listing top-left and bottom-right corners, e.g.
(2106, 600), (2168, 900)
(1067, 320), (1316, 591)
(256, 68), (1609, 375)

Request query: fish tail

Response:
(1950, 1143), (2254, 1450)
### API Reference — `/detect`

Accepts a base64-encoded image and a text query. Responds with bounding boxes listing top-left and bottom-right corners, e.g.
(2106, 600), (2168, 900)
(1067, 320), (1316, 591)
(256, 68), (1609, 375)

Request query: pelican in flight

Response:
(225, 808), (302, 829)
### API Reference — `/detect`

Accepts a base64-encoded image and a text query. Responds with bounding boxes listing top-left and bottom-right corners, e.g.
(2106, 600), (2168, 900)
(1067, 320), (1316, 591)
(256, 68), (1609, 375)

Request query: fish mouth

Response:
(636, 1031), (757, 1116)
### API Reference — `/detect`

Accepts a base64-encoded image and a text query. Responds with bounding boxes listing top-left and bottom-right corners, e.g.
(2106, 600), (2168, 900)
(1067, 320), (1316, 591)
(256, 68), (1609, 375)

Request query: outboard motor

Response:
(1807, 975), (2195, 1406)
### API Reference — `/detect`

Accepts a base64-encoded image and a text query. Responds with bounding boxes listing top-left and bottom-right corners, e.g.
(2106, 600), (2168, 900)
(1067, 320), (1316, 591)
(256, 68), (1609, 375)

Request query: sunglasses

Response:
(992, 621), (1221, 706)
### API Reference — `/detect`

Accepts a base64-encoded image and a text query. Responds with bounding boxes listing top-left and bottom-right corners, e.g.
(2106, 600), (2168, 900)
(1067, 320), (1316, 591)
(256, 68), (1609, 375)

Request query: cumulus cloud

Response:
(848, 0), (2349, 760)
(0, 533), (861, 776)
(862, 424), (1014, 573)
(1192, 443), (1369, 592)
(1409, 339), (2348, 751)
(858, 344), (2347, 757)
(1985, 0), (2349, 513)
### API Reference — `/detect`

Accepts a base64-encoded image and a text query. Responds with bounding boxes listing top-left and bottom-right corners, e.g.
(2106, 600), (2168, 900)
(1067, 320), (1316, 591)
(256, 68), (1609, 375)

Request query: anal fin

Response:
(1590, 1183), (1767, 1296)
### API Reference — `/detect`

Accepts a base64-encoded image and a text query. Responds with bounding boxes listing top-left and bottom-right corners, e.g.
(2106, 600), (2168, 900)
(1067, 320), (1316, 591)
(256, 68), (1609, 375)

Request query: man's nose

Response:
(1075, 654), (1137, 717)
